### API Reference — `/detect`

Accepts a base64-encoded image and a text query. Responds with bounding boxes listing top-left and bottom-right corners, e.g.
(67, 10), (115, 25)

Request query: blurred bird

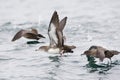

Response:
(39, 11), (76, 54)
(82, 45), (120, 61)
(11, 28), (45, 41)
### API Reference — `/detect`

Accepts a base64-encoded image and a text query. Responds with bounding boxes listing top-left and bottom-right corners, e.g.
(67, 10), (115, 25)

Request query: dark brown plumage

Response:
(83, 45), (120, 61)
(12, 28), (45, 41)
(48, 11), (67, 48)
(39, 11), (76, 54)
(62, 45), (76, 53)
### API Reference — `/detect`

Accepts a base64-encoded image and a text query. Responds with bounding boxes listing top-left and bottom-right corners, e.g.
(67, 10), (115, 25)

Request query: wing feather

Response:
(48, 11), (59, 47)
(110, 50), (120, 55)
(31, 28), (38, 34)
(56, 30), (63, 47)
(24, 33), (38, 39)
(97, 48), (105, 61)
(59, 17), (67, 31)
(11, 30), (26, 41)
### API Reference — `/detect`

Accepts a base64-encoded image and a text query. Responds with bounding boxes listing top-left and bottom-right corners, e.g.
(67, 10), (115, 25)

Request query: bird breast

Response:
(48, 48), (60, 54)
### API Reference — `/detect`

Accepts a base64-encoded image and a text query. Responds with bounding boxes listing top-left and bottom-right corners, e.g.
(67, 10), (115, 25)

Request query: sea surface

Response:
(0, 0), (120, 80)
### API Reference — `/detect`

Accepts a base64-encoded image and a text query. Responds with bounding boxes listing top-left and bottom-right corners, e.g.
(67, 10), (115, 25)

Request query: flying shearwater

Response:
(12, 28), (45, 42)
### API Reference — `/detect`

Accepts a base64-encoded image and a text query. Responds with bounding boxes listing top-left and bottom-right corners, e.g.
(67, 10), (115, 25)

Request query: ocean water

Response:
(0, 0), (120, 80)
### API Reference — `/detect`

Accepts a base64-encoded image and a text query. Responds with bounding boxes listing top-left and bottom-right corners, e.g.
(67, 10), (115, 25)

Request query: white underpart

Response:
(48, 48), (60, 54)
(49, 23), (58, 46)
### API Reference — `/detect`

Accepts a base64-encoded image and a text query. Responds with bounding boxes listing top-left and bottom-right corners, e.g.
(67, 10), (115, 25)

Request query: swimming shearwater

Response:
(11, 28), (45, 41)
(82, 45), (120, 61)
(38, 11), (76, 54)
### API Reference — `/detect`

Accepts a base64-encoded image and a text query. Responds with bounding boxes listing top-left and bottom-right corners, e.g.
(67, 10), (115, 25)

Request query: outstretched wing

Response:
(11, 29), (26, 41)
(57, 17), (67, 47)
(31, 28), (38, 34)
(64, 45), (76, 49)
(110, 50), (120, 55)
(48, 11), (59, 47)
(56, 30), (64, 47)
(31, 28), (45, 38)
(97, 48), (105, 61)
(59, 17), (67, 31)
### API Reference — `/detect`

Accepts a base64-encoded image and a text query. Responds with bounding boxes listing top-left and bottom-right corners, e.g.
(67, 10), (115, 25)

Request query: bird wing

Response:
(24, 33), (38, 39)
(11, 29), (26, 41)
(31, 28), (45, 38)
(48, 11), (59, 47)
(97, 48), (105, 61)
(56, 30), (64, 47)
(110, 50), (120, 55)
(57, 17), (67, 47)
(64, 45), (76, 49)
(31, 28), (38, 34)
(59, 17), (67, 31)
